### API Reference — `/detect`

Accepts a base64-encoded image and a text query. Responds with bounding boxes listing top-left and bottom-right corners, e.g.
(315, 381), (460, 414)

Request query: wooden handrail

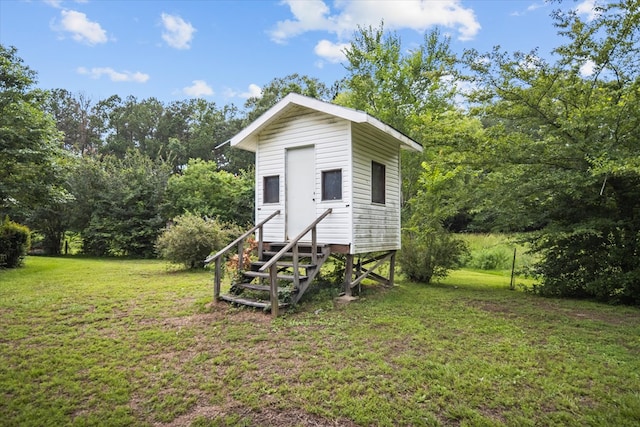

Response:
(259, 208), (332, 272)
(204, 210), (280, 265)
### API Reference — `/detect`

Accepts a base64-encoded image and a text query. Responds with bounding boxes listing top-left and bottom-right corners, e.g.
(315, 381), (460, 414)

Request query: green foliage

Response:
(463, 2), (640, 303)
(164, 159), (254, 226)
(0, 45), (67, 222)
(67, 152), (171, 257)
(528, 226), (640, 304)
(399, 227), (467, 283)
(0, 217), (30, 268)
(155, 213), (239, 269)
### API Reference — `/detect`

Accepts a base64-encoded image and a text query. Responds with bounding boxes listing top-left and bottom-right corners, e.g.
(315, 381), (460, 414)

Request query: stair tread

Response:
(252, 261), (316, 268)
(242, 271), (308, 281)
(235, 283), (299, 292)
(219, 294), (288, 309)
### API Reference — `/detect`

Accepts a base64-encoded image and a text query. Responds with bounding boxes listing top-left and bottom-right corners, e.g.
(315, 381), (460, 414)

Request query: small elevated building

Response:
(206, 93), (422, 315)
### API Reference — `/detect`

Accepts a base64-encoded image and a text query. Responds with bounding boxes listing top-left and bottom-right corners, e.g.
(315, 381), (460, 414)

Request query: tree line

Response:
(2, 0), (639, 304)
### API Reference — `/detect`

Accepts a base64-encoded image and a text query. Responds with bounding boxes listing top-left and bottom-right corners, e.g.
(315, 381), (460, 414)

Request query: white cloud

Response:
(270, 0), (480, 43)
(579, 59), (596, 77)
(314, 39), (349, 63)
(77, 67), (149, 83)
(55, 10), (108, 45)
(44, 0), (63, 8)
(576, 0), (600, 21)
(161, 13), (196, 49)
(241, 83), (262, 99)
(182, 80), (214, 97)
(224, 84), (262, 99)
(511, 2), (546, 16)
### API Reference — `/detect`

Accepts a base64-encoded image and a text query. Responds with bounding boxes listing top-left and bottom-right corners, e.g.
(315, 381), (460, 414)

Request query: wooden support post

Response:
(292, 244), (300, 290)
(389, 250), (396, 286)
(257, 225), (264, 260)
(269, 265), (278, 317)
(214, 257), (221, 303)
(344, 254), (354, 296)
(311, 226), (317, 265)
(237, 240), (244, 274)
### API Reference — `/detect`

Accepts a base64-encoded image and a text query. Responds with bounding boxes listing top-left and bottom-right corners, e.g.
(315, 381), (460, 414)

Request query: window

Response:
(322, 169), (342, 201)
(371, 161), (386, 204)
(263, 175), (279, 203)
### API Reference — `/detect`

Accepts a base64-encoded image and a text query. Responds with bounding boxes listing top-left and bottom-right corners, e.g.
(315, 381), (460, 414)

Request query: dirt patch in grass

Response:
(157, 404), (360, 427)
(467, 298), (640, 327)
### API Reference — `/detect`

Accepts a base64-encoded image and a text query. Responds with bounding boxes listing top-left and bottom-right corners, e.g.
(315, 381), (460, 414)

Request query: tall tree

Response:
(44, 89), (102, 156)
(464, 0), (640, 303)
(0, 45), (66, 229)
(338, 25), (471, 282)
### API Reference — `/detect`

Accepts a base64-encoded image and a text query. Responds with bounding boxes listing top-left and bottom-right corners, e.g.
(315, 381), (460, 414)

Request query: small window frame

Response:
(321, 169), (343, 201)
(263, 175), (280, 204)
(371, 161), (386, 205)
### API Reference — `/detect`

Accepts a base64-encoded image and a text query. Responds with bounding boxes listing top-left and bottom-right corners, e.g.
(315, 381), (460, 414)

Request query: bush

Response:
(0, 217), (31, 268)
(155, 214), (240, 269)
(399, 227), (468, 283)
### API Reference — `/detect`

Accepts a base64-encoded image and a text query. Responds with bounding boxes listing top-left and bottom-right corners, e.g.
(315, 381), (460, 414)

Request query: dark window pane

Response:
(322, 169), (342, 201)
(372, 161), (385, 204)
(264, 175), (279, 203)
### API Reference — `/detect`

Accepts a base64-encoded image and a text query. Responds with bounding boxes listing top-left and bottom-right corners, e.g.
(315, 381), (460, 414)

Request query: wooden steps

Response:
(217, 242), (331, 310)
(219, 294), (289, 310)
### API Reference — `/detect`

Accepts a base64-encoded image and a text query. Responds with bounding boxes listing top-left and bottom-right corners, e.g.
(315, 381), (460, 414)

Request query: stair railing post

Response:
(214, 257), (221, 303)
(237, 239), (244, 275)
(269, 265), (278, 317)
(257, 225), (264, 260)
(292, 244), (300, 290)
(311, 226), (317, 265)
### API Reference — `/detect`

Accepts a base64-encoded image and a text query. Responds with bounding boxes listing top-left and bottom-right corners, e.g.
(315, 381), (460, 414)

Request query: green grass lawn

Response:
(1, 257), (639, 426)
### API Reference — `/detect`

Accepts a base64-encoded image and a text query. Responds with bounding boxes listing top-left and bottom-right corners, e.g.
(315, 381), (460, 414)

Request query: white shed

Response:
(231, 93), (422, 253)
(207, 93), (422, 315)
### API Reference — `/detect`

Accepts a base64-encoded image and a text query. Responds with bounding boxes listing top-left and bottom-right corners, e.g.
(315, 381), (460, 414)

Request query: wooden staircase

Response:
(220, 242), (331, 309)
(205, 209), (333, 317)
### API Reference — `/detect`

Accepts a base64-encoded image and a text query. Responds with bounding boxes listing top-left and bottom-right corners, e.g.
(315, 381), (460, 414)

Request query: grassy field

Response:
(1, 256), (639, 426)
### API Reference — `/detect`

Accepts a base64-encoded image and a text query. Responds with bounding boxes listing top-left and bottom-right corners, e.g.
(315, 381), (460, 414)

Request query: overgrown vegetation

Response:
(1, 257), (638, 426)
(155, 213), (240, 269)
(0, 217), (30, 268)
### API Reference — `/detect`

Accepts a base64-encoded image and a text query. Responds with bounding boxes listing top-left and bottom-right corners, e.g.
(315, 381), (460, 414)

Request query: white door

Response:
(286, 146), (315, 241)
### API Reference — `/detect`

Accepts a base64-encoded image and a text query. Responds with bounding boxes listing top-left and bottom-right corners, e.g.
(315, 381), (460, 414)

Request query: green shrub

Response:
(155, 214), (240, 269)
(399, 227), (468, 283)
(0, 217), (31, 268)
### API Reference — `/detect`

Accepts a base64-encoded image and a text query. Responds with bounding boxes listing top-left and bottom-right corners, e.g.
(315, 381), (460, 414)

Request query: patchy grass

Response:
(1, 257), (639, 426)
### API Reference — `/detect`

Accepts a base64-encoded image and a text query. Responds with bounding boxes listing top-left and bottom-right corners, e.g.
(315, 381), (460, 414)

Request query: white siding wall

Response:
(255, 107), (352, 244)
(351, 123), (402, 253)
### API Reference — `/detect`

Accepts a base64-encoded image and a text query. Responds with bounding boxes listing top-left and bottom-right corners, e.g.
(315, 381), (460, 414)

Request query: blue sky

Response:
(0, 0), (599, 108)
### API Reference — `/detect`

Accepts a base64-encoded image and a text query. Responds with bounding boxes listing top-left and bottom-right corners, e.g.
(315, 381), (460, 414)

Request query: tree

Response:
(464, 0), (640, 303)
(0, 45), (66, 222)
(44, 89), (102, 156)
(68, 151), (171, 257)
(339, 25), (471, 283)
(164, 159), (254, 226)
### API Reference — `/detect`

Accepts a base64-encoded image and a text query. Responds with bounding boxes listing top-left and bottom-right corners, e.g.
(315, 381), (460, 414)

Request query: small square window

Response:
(263, 175), (279, 203)
(322, 169), (342, 201)
(372, 161), (385, 204)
